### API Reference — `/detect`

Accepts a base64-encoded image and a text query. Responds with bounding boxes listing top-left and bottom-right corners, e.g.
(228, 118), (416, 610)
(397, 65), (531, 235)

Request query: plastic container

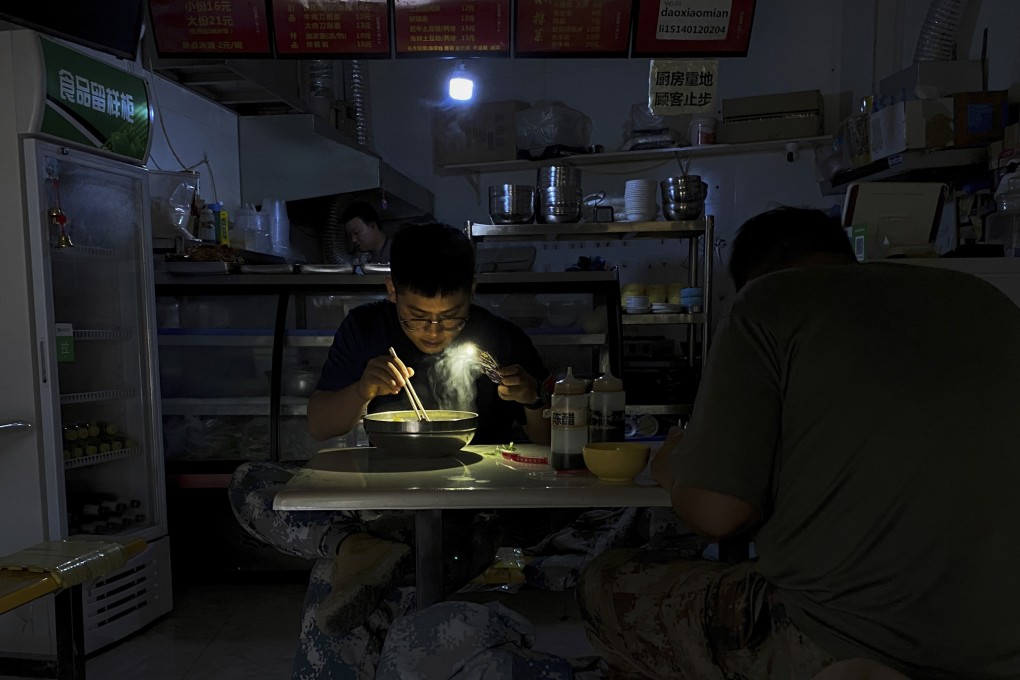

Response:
(197, 206), (216, 242)
(588, 370), (625, 443)
(550, 367), (588, 470)
(987, 176), (1020, 257)
(689, 116), (717, 146)
(262, 197), (291, 257)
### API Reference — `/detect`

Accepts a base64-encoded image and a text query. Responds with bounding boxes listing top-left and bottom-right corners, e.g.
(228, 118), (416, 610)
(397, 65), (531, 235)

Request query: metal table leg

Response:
(414, 509), (444, 609)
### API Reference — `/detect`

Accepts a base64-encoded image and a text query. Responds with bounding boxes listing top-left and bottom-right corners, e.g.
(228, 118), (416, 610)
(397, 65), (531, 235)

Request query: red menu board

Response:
(394, 0), (510, 56)
(633, 0), (756, 57)
(148, 0), (273, 56)
(515, 0), (632, 57)
(271, 0), (389, 56)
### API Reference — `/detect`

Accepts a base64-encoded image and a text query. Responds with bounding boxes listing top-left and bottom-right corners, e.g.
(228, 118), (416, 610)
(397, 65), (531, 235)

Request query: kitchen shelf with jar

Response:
(443, 136), (834, 189)
(467, 215), (713, 429)
(153, 270), (623, 473)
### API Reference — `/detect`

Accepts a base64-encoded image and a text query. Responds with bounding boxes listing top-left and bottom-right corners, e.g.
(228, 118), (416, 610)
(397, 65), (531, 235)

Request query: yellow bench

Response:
(0, 538), (146, 679)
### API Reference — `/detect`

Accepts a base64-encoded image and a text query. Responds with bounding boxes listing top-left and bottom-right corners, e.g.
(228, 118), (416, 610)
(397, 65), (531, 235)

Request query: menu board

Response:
(148, 0), (273, 56)
(271, 0), (389, 56)
(633, 0), (757, 57)
(394, 0), (510, 57)
(515, 0), (632, 57)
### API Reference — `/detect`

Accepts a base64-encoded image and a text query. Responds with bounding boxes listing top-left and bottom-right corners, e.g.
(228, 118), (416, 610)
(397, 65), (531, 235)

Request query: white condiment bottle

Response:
(588, 370), (625, 443)
(550, 367), (588, 470)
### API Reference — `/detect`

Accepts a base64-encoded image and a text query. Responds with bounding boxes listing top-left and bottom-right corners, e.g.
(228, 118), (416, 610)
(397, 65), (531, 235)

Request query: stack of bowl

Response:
(488, 184), (535, 224)
(660, 175), (708, 221)
(536, 166), (582, 224)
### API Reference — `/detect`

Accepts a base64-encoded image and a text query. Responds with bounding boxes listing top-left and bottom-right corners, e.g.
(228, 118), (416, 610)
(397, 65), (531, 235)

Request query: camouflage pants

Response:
(577, 550), (837, 680)
(228, 461), (417, 680)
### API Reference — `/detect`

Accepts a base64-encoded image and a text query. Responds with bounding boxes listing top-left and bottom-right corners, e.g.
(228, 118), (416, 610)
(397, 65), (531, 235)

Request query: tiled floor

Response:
(87, 581), (307, 680)
(86, 579), (593, 679)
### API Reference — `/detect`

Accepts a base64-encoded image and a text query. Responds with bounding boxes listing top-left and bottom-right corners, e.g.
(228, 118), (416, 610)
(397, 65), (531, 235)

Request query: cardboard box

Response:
(869, 98), (954, 161)
(953, 91), (1009, 147)
(432, 100), (524, 167)
(842, 182), (949, 260)
(879, 60), (983, 99)
(722, 90), (823, 143)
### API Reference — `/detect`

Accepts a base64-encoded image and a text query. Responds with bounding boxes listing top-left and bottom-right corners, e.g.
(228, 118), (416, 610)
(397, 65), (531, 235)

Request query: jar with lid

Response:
(550, 367), (588, 470)
(986, 174), (1020, 257)
(588, 370), (625, 443)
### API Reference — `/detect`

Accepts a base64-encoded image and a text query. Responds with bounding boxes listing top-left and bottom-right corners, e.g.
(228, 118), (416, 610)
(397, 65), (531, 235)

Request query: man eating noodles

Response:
(228, 222), (551, 678)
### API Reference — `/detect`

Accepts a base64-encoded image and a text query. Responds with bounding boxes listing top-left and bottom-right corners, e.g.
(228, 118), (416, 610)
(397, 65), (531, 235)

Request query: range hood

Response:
(238, 113), (434, 216)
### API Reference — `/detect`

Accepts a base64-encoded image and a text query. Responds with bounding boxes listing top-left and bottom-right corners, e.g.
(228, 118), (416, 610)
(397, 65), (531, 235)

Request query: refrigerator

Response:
(0, 31), (171, 660)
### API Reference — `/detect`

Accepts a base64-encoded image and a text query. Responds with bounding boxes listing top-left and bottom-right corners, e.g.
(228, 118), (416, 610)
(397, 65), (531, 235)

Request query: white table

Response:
(274, 443), (670, 607)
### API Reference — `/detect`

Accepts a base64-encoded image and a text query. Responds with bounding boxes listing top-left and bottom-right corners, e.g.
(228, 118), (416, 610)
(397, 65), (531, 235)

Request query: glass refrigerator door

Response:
(24, 139), (166, 543)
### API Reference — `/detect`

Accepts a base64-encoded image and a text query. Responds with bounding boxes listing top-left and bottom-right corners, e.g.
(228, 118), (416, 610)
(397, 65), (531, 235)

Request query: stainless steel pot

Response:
(488, 185), (535, 224)
(363, 410), (478, 457)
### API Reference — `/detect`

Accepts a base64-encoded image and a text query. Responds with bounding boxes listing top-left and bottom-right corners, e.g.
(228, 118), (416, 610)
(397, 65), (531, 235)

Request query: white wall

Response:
(367, 0), (845, 310)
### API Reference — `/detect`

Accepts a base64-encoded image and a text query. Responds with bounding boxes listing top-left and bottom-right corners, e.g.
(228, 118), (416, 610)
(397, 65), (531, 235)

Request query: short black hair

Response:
(728, 207), (856, 291)
(339, 201), (379, 226)
(390, 222), (475, 297)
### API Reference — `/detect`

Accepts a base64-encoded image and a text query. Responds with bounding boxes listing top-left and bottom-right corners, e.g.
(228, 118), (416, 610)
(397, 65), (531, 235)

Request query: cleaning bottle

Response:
(588, 370), (625, 443)
(550, 367), (588, 470)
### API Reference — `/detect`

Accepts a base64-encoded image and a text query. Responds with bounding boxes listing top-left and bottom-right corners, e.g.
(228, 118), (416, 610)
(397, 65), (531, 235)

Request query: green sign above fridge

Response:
(38, 37), (152, 163)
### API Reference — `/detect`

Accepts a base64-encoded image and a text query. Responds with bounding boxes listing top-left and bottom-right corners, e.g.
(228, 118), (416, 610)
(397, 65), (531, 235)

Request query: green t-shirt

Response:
(672, 263), (1020, 679)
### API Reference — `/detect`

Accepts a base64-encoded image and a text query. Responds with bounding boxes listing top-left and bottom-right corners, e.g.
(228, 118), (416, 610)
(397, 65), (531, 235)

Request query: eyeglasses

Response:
(399, 317), (468, 332)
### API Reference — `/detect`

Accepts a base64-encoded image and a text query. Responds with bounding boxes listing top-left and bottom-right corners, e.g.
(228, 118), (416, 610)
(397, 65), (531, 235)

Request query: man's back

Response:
(680, 263), (1020, 678)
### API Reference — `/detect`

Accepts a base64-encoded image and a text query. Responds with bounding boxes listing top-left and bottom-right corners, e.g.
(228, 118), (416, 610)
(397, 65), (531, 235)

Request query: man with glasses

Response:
(229, 222), (552, 679)
(308, 221), (551, 445)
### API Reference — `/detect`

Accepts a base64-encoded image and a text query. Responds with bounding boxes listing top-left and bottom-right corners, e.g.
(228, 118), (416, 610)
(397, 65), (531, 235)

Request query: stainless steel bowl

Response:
(489, 185), (535, 224)
(663, 201), (705, 221)
(363, 410), (478, 457)
(660, 179), (708, 204)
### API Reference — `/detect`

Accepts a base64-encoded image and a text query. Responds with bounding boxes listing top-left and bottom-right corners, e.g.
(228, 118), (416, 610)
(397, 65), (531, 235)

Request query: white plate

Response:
(651, 303), (683, 313)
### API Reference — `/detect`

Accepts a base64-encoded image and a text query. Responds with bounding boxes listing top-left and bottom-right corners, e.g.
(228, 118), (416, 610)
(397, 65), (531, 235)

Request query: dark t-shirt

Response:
(316, 301), (548, 445)
(671, 263), (1020, 678)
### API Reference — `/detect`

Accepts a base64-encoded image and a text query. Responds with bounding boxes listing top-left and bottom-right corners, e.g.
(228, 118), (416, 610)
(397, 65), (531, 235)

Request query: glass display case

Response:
(154, 271), (622, 469)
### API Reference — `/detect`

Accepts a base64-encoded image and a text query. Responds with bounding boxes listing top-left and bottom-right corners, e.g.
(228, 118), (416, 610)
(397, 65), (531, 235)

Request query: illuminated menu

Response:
(515, 0), (632, 57)
(633, 0), (757, 57)
(148, 0), (273, 56)
(394, 0), (510, 56)
(271, 0), (389, 56)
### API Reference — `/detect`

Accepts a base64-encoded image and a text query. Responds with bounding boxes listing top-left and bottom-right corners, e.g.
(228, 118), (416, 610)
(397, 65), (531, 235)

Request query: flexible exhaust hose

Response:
(914, 0), (968, 62)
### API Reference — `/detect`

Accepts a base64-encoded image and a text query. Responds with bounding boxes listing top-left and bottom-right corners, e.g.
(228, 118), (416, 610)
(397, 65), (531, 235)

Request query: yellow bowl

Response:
(582, 442), (651, 482)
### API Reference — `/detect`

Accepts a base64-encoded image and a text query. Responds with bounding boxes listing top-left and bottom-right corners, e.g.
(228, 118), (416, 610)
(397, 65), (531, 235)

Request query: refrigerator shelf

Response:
(60, 389), (136, 405)
(49, 244), (119, 259)
(65, 446), (142, 470)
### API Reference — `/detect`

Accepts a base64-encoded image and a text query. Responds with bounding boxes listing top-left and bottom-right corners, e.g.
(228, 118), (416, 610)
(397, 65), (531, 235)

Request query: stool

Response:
(0, 538), (146, 679)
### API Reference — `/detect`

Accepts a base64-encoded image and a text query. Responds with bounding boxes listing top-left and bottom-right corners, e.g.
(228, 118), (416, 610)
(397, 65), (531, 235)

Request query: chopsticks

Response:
(389, 347), (430, 422)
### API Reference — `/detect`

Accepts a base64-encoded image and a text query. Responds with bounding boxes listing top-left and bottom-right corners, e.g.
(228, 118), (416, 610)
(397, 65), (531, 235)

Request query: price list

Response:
(515, 0), (632, 57)
(271, 0), (389, 56)
(394, 0), (510, 56)
(148, 0), (273, 56)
